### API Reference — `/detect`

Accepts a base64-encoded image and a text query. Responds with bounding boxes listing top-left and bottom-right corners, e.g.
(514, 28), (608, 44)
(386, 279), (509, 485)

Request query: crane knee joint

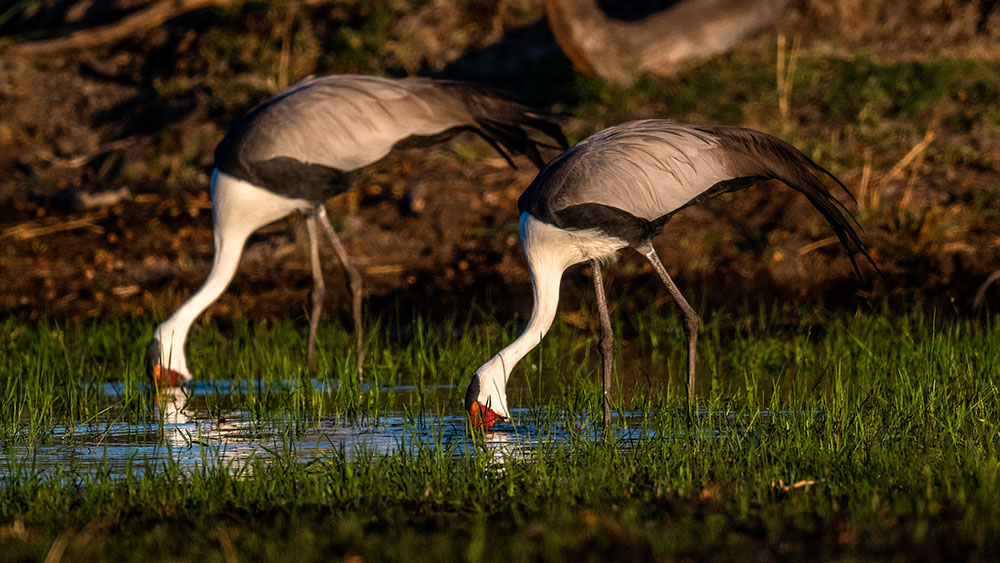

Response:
(683, 315), (700, 335)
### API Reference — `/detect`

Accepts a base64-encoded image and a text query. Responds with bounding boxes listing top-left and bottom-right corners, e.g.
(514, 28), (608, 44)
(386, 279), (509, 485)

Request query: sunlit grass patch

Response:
(2, 305), (1000, 559)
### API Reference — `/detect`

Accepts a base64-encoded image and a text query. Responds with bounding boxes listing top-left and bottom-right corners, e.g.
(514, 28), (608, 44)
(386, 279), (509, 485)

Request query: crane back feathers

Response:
(214, 75), (567, 203)
(519, 119), (878, 278)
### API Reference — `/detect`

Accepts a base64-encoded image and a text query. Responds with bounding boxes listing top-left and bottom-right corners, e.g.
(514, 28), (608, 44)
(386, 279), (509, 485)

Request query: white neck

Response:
(153, 170), (309, 377)
(477, 249), (566, 394)
(472, 213), (621, 415)
(154, 225), (249, 377)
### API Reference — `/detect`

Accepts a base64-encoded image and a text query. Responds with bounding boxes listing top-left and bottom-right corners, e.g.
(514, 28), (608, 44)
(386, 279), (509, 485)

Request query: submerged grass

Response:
(1, 304), (1000, 560)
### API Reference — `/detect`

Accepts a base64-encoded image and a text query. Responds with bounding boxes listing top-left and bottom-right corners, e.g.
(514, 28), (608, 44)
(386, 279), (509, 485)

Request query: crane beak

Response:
(468, 401), (503, 431)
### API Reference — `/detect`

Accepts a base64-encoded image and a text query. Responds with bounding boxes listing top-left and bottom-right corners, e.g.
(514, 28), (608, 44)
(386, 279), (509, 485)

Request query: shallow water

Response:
(1, 380), (643, 479)
(2, 380), (799, 479)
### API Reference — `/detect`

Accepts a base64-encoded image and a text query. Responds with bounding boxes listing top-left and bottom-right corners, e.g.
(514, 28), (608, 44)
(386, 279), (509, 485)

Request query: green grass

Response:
(2, 304), (1000, 560)
(568, 51), (1000, 139)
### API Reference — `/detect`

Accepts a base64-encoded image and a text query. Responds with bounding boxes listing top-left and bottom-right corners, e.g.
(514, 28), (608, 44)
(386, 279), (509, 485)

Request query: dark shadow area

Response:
(597, 0), (680, 21)
(435, 19), (577, 106)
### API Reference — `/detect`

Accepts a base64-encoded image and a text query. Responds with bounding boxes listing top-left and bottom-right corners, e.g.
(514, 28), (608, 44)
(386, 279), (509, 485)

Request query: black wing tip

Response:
(811, 174), (884, 284)
(476, 117), (558, 170)
(847, 247), (883, 284)
(526, 115), (571, 149)
(777, 158), (881, 284)
(806, 188), (883, 285)
(443, 80), (569, 163)
(714, 125), (883, 286)
(475, 128), (518, 168)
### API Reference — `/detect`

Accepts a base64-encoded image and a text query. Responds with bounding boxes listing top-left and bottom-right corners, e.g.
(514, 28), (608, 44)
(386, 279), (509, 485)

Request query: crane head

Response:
(464, 362), (509, 431)
(146, 337), (190, 388)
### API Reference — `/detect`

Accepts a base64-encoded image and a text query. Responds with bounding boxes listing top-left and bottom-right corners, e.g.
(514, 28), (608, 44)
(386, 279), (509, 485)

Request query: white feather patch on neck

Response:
(521, 217), (628, 267)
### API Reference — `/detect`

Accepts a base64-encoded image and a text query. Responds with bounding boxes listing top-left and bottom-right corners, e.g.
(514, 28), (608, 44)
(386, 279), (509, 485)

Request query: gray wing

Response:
(520, 119), (877, 277)
(238, 75), (478, 171)
(522, 120), (736, 222)
(221, 74), (565, 173)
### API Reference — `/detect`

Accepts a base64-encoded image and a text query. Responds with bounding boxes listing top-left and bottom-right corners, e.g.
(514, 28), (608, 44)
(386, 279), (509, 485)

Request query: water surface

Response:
(2, 380), (796, 479)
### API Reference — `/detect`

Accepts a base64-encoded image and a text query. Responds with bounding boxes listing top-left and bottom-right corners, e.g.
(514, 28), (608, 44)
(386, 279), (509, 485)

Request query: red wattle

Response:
(152, 365), (185, 388)
(469, 401), (501, 431)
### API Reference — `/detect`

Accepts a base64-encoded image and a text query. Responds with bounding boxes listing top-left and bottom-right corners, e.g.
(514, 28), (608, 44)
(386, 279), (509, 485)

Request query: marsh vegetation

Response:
(3, 306), (1000, 560)
(3, 1), (1000, 560)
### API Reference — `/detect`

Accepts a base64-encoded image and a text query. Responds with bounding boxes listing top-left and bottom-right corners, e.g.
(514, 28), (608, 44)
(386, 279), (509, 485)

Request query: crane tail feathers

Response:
(521, 115), (570, 149)
(713, 126), (881, 280)
(477, 118), (547, 169)
(774, 159), (880, 280)
(442, 82), (568, 169)
(474, 128), (518, 168)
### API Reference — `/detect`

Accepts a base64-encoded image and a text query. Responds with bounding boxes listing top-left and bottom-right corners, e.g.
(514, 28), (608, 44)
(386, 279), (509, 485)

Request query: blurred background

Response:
(1, 0), (998, 325)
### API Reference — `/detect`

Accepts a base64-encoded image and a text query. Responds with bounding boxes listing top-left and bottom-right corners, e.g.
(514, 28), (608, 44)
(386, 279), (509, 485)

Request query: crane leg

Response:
(304, 213), (326, 370)
(639, 243), (699, 407)
(591, 260), (614, 428)
(315, 205), (365, 382)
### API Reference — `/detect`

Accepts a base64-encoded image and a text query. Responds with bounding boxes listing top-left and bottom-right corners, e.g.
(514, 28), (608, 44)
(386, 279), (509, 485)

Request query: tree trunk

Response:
(544, 0), (789, 84)
(5, 0), (232, 57)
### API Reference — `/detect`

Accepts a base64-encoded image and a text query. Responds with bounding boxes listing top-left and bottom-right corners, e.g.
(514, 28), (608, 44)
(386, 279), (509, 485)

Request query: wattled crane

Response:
(147, 74), (567, 387)
(465, 119), (877, 430)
